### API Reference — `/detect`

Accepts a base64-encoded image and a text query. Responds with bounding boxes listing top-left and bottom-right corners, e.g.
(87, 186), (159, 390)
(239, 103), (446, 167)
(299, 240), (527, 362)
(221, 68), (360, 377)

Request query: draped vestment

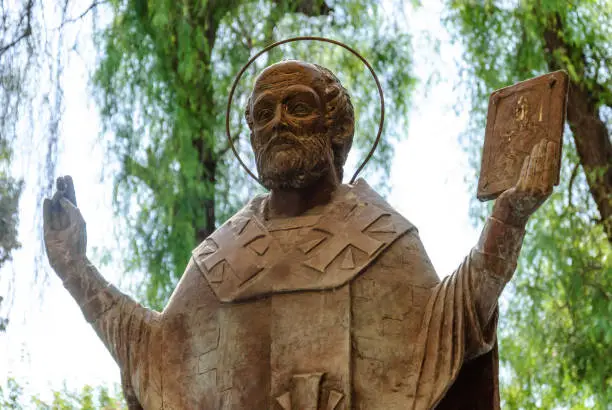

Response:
(71, 179), (523, 409)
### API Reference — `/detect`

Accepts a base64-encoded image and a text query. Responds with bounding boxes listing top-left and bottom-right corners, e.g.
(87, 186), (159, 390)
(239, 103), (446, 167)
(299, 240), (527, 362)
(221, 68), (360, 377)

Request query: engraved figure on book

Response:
(43, 61), (557, 409)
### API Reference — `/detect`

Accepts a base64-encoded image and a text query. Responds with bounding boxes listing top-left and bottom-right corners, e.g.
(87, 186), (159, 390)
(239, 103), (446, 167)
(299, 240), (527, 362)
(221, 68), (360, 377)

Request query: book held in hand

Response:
(477, 71), (568, 201)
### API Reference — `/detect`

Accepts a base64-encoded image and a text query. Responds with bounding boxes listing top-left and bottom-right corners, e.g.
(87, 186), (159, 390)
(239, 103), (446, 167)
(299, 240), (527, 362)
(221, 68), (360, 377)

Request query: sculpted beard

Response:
(256, 132), (333, 189)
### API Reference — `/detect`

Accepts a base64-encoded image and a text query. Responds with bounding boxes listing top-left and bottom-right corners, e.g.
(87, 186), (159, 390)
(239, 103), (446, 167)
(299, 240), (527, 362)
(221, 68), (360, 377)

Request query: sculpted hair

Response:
(245, 62), (355, 181)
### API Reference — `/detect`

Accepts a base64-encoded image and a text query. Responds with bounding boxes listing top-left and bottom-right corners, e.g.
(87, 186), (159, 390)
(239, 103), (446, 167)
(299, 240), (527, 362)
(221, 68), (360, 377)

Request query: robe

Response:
(61, 179), (524, 409)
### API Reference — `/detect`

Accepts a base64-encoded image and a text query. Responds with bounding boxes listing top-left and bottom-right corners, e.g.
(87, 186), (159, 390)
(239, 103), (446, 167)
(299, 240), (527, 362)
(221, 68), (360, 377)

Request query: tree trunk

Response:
(543, 14), (612, 242)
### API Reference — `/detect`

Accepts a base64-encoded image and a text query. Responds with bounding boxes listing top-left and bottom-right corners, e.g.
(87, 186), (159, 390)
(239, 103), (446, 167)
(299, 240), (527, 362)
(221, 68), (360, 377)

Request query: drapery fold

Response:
(411, 254), (499, 410)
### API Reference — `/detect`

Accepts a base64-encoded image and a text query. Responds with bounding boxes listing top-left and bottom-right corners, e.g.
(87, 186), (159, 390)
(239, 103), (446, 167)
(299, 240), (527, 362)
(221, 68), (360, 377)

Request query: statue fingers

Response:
(531, 140), (550, 196)
(526, 150), (539, 191)
(517, 156), (530, 191)
(51, 176), (79, 229)
(56, 176), (66, 193)
(526, 141), (546, 193)
(63, 175), (77, 206)
(60, 198), (87, 255)
(50, 190), (66, 230)
(533, 140), (548, 194)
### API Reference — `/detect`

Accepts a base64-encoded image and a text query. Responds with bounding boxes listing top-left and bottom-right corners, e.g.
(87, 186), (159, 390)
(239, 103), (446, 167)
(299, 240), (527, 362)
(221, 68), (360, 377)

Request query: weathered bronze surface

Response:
(478, 70), (567, 201)
(44, 60), (558, 409)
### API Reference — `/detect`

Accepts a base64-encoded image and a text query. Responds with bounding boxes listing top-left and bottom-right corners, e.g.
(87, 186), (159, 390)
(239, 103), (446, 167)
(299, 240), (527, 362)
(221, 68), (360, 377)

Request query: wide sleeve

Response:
(408, 217), (524, 410)
(469, 216), (525, 331)
(58, 257), (160, 409)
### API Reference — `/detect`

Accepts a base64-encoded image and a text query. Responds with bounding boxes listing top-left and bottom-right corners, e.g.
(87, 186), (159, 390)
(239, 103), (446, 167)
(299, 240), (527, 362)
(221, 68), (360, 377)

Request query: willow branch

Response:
(55, 0), (107, 29)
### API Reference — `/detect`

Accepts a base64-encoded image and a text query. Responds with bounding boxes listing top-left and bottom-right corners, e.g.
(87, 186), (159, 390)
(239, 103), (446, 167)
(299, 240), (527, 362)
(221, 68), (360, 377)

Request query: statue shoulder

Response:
(349, 179), (417, 232)
(194, 193), (267, 245)
(162, 257), (221, 317)
(190, 181), (420, 302)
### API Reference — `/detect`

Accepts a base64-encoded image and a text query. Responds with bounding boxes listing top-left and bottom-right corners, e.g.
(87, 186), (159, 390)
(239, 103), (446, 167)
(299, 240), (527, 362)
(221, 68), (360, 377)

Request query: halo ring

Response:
(225, 36), (385, 185)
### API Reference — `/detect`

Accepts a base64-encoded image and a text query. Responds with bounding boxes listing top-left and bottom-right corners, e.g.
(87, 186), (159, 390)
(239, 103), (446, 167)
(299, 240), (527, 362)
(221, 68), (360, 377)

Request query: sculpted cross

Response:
(302, 202), (390, 273)
(196, 215), (269, 284)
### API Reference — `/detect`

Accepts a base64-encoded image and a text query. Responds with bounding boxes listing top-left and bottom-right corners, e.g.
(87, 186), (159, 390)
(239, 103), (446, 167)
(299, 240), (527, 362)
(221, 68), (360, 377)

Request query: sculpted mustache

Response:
(262, 133), (304, 153)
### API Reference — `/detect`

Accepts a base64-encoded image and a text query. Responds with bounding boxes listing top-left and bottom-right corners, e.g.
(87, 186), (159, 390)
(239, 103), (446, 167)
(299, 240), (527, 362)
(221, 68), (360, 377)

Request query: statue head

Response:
(245, 60), (354, 190)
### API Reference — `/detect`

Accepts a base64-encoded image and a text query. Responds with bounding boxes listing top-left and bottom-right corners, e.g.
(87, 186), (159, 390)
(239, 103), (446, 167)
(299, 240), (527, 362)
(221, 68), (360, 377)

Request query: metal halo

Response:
(225, 36), (385, 186)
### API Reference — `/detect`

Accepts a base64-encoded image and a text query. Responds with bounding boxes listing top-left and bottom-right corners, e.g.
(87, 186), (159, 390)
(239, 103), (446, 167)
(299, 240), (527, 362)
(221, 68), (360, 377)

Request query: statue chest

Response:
(160, 259), (433, 410)
(191, 188), (414, 303)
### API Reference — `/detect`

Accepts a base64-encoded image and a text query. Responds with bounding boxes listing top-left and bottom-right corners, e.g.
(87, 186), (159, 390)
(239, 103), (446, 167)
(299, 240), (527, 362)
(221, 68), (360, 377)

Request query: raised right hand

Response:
(43, 176), (87, 271)
(491, 140), (556, 228)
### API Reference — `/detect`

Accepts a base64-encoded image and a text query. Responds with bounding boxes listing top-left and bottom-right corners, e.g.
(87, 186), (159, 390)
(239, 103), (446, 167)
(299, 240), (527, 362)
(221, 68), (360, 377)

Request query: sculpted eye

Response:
(256, 108), (273, 123)
(289, 102), (313, 117)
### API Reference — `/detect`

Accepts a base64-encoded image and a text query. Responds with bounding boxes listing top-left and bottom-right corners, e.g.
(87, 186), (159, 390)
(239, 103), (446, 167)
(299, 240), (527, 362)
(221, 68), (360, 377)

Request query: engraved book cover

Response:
(477, 71), (568, 201)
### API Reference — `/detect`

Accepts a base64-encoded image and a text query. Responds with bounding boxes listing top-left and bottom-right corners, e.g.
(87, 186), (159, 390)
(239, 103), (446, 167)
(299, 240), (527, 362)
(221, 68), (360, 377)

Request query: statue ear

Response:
(330, 125), (353, 183)
(331, 117), (354, 158)
(244, 96), (254, 130)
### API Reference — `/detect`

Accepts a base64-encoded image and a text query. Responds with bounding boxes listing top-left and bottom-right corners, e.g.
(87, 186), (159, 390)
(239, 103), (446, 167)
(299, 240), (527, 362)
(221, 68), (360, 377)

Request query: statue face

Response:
(249, 61), (335, 190)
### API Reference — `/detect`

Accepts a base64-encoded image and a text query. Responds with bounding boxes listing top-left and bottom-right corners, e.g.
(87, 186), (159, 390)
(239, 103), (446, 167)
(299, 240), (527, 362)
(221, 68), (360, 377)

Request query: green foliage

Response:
(443, 0), (612, 407)
(0, 108), (23, 333)
(0, 378), (126, 409)
(93, 0), (416, 309)
(1, 0), (97, 331)
(0, 378), (22, 409)
(0, 174), (22, 269)
(0, 297), (7, 331)
(499, 138), (611, 408)
(445, 0), (611, 117)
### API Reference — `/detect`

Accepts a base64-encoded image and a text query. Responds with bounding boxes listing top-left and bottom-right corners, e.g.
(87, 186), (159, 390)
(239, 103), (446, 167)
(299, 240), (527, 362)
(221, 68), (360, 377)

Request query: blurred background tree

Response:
(0, 378), (126, 409)
(0, 0), (27, 334)
(0, 0), (103, 332)
(444, 0), (611, 408)
(0, 0), (36, 333)
(0, 150), (22, 333)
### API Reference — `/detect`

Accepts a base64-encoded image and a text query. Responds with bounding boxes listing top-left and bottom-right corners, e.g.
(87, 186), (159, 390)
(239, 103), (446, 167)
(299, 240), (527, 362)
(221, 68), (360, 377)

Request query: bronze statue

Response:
(44, 60), (557, 409)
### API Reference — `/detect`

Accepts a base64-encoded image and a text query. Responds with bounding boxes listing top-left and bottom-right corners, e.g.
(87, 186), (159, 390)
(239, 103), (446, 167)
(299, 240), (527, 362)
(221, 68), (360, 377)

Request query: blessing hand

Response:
(43, 176), (87, 270)
(492, 140), (557, 228)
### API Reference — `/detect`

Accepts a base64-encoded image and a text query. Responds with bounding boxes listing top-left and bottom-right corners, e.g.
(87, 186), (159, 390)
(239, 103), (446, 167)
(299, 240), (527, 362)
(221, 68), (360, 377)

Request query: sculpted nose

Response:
(271, 106), (289, 133)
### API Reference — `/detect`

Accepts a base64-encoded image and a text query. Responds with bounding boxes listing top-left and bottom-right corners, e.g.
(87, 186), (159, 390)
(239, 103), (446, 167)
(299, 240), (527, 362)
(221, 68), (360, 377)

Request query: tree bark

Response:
(543, 14), (612, 242)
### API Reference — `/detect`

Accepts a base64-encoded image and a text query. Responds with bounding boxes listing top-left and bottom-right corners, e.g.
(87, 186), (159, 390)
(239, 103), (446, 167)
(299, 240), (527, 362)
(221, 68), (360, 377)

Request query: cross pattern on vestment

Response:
(303, 202), (389, 273)
(200, 216), (268, 284)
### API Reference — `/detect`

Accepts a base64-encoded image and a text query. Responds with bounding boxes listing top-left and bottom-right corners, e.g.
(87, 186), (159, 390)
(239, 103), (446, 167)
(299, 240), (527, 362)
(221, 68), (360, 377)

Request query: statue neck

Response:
(266, 172), (340, 219)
